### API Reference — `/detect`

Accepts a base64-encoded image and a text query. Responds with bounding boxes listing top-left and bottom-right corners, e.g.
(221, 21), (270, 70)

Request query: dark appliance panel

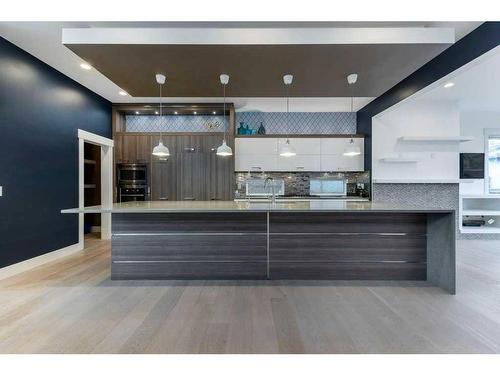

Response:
(460, 153), (484, 179)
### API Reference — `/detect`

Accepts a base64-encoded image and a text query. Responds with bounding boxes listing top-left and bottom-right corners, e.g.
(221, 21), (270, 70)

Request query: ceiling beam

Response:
(62, 27), (455, 45)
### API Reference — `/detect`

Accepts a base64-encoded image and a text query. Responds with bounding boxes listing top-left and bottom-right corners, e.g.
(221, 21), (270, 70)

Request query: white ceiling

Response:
(0, 21), (482, 110)
(411, 45), (500, 112)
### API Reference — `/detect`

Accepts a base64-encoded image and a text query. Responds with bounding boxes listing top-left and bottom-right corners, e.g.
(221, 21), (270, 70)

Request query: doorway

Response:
(78, 129), (114, 249)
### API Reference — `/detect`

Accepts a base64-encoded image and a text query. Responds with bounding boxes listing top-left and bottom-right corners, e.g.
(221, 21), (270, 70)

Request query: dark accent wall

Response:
(357, 22), (500, 171)
(0, 37), (111, 268)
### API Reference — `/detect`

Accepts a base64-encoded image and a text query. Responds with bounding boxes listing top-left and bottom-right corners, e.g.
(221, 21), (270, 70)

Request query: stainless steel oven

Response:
(117, 163), (148, 185)
(118, 185), (149, 202)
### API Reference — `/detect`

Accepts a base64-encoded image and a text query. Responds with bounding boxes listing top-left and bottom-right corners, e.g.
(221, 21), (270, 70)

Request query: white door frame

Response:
(78, 129), (114, 248)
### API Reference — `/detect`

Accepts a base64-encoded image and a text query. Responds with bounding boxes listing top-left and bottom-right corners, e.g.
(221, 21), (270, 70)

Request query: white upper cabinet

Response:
(235, 137), (364, 172)
(277, 138), (321, 155)
(235, 153), (278, 171)
(235, 138), (277, 154)
(321, 154), (364, 172)
(277, 155), (321, 171)
(320, 137), (364, 154)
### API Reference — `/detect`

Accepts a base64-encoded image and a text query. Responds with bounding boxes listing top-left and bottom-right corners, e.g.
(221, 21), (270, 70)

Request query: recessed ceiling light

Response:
(193, 111), (197, 114)
(212, 111), (217, 115)
(135, 111), (140, 115)
(80, 63), (92, 70)
(444, 82), (455, 88)
(174, 111), (178, 115)
(119, 91), (128, 96)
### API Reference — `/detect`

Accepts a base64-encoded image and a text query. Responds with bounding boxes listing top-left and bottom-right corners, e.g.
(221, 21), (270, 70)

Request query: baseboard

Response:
(0, 242), (84, 281)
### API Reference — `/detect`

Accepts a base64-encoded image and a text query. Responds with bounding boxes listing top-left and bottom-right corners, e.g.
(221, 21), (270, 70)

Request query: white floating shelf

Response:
(379, 157), (418, 163)
(460, 226), (500, 234)
(398, 136), (474, 142)
(373, 179), (460, 184)
(462, 210), (500, 216)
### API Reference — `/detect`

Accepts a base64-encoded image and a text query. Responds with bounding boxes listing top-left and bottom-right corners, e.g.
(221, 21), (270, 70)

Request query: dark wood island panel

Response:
(106, 209), (455, 293)
(268, 212), (428, 280)
(111, 212), (268, 279)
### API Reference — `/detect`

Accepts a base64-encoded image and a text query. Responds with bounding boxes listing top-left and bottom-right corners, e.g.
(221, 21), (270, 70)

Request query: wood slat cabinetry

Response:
(115, 133), (234, 201)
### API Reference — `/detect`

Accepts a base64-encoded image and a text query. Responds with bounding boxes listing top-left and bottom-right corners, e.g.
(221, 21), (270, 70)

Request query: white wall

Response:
(372, 100), (460, 183)
(459, 111), (500, 194)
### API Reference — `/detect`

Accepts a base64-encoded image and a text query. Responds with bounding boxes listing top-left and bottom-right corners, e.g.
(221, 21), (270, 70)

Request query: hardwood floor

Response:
(1, 235), (500, 353)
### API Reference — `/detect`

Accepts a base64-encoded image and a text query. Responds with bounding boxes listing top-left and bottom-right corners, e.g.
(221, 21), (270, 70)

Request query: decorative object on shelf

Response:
(257, 122), (266, 135)
(152, 73), (170, 158)
(344, 73), (361, 157)
(205, 120), (221, 131)
(216, 74), (233, 156)
(237, 122), (246, 135)
(279, 74), (296, 157)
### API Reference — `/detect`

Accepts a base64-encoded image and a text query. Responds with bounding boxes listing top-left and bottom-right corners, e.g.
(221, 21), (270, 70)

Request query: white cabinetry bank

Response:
(235, 136), (364, 172)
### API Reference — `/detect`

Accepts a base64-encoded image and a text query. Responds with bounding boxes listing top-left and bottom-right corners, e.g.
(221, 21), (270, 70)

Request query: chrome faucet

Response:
(264, 176), (277, 204)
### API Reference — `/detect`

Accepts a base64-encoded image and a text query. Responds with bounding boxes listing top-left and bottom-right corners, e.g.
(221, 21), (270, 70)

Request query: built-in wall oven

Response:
(117, 163), (147, 185)
(117, 163), (150, 202)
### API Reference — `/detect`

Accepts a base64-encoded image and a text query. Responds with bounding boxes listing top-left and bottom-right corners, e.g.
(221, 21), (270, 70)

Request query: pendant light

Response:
(343, 73), (361, 157)
(152, 74), (170, 158)
(280, 74), (296, 157)
(216, 74), (233, 156)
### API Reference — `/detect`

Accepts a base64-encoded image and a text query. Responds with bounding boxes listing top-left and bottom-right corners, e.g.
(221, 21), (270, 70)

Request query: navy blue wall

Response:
(357, 22), (500, 171)
(0, 37), (111, 268)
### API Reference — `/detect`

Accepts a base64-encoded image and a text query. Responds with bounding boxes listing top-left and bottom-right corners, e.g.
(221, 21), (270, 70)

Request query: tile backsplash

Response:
(234, 171), (370, 198)
(125, 112), (357, 134)
(126, 114), (227, 132)
(235, 112), (356, 135)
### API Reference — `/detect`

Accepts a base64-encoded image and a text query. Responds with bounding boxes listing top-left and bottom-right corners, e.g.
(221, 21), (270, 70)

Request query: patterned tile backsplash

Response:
(234, 171), (370, 198)
(235, 112), (356, 134)
(125, 112), (356, 134)
(126, 115), (228, 133)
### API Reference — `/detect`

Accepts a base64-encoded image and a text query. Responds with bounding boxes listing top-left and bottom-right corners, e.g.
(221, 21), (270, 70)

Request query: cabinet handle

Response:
(159, 197), (168, 200)
(296, 166), (305, 170)
(210, 147), (217, 152)
(184, 147), (196, 152)
(251, 166), (262, 170)
(183, 197), (196, 200)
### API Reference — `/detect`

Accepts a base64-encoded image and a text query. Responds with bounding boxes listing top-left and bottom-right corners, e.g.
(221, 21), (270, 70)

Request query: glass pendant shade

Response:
(216, 139), (233, 156)
(279, 139), (296, 157)
(152, 140), (170, 157)
(343, 139), (361, 156)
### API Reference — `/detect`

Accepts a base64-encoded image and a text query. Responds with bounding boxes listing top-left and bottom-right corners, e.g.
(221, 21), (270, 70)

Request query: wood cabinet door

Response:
(178, 152), (206, 201)
(151, 156), (177, 201)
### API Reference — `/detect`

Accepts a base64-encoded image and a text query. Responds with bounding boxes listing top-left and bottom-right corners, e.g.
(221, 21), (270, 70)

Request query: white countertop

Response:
(61, 200), (454, 214)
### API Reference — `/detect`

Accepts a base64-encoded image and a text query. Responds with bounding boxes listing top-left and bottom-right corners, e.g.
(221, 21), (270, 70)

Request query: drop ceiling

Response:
(0, 22), (482, 107)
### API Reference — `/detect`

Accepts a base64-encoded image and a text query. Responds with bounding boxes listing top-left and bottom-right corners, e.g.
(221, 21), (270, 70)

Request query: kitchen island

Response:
(62, 201), (456, 293)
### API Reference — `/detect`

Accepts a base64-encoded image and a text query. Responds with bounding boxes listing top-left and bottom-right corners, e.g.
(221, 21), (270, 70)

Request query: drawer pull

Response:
(183, 197), (196, 200)
(184, 147), (196, 152)
(296, 166), (305, 170)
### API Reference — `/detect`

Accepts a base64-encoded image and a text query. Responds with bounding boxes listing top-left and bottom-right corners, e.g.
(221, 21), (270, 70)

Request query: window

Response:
(486, 130), (500, 194)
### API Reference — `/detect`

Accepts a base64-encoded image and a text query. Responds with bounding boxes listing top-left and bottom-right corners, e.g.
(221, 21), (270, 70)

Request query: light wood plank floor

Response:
(1, 235), (500, 353)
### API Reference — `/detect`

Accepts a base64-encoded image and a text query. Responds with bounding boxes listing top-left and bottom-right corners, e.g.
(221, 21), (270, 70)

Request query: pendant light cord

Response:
(159, 82), (163, 143)
(223, 82), (226, 143)
(350, 80), (354, 144)
(286, 81), (290, 140)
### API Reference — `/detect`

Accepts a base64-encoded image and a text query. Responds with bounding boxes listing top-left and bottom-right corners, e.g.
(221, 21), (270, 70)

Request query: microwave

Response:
(117, 163), (148, 185)
(309, 178), (347, 197)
